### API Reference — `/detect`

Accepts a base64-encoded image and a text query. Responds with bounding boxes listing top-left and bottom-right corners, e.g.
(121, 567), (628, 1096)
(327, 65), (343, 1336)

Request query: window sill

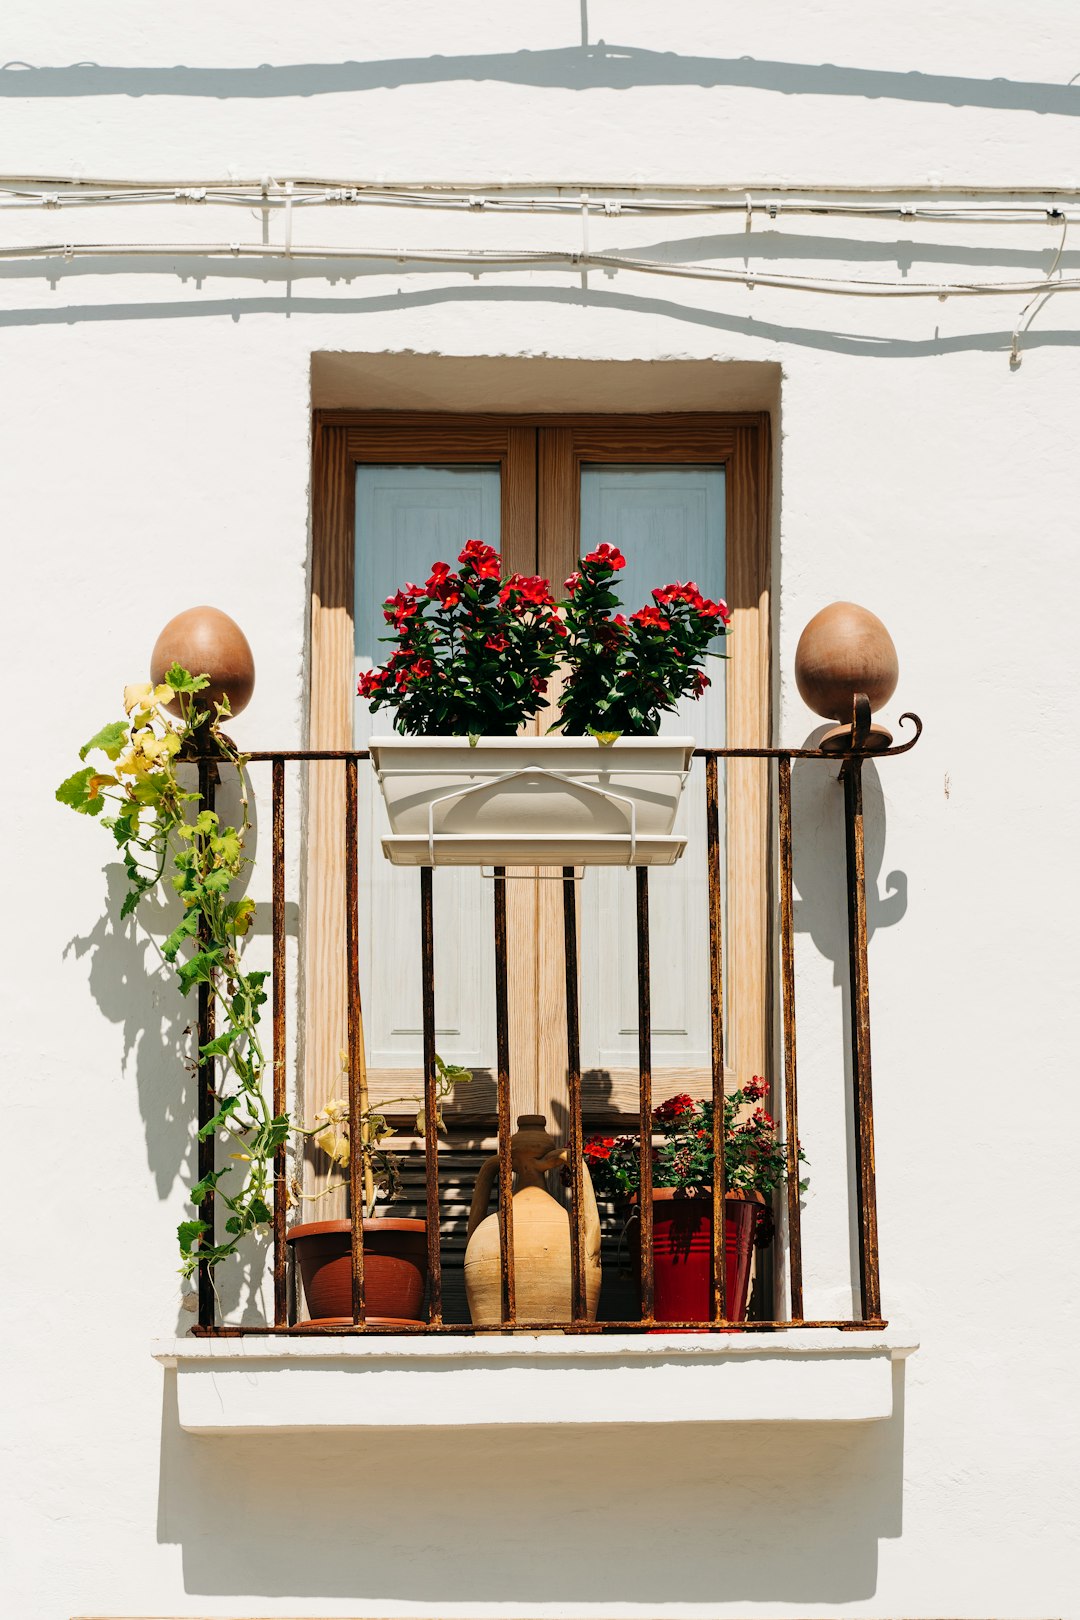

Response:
(153, 1328), (917, 1433)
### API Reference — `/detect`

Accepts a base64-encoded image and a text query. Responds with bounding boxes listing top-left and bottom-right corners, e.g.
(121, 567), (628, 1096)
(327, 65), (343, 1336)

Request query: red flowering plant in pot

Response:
(584, 1082), (807, 1324)
(557, 544), (731, 738)
(359, 540), (732, 868)
(358, 539), (565, 737)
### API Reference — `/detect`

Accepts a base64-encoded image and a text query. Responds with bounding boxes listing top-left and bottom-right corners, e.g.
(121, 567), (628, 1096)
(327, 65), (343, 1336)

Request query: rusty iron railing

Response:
(191, 711), (922, 1337)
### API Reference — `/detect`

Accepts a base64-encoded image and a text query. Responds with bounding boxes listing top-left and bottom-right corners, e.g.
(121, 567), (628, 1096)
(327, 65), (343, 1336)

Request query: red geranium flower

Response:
(631, 605), (671, 633)
(584, 544), (626, 570)
(500, 573), (554, 607)
(458, 539), (502, 579)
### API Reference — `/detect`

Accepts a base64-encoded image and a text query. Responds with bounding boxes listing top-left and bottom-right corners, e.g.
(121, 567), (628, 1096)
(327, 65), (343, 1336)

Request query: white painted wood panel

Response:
(578, 465), (727, 1077)
(354, 465), (500, 1069)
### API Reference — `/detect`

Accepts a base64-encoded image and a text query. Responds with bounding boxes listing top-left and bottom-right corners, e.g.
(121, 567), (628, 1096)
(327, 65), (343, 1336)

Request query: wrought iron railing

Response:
(191, 712), (923, 1337)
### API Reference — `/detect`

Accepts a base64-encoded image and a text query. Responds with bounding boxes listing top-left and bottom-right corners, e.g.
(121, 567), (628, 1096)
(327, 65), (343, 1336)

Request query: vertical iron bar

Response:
(777, 756), (804, 1321)
(843, 755), (882, 1320)
(634, 867), (654, 1325)
(344, 758), (366, 1325)
(705, 755), (728, 1324)
(196, 757), (217, 1330)
(420, 866), (443, 1325)
(271, 757), (287, 1328)
(563, 868), (587, 1322)
(493, 868), (516, 1325)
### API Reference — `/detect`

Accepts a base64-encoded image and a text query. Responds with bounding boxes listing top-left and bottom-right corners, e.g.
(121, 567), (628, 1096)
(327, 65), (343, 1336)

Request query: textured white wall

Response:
(2, 4), (1078, 1618)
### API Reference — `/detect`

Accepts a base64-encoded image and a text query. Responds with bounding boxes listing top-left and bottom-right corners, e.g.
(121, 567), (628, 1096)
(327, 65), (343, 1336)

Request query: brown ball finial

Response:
(795, 602), (898, 753)
(150, 606), (255, 719)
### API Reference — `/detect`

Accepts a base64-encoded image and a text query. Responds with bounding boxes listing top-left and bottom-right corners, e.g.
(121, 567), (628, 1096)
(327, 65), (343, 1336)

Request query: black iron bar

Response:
(563, 867), (587, 1322)
(705, 755), (728, 1325)
(196, 757), (217, 1330)
(492, 868), (516, 1325)
(271, 757), (287, 1328)
(238, 716), (921, 766)
(842, 752), (882, 1321)
(634, 867), (655, 1325)
(419, 867), (443, 1325)
(777, 756), (805, 1321)
(344, 758), (366, 1326)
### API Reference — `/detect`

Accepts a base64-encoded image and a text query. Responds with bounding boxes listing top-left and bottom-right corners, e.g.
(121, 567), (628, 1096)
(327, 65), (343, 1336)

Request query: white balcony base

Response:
(153, 1328), (917, 1433)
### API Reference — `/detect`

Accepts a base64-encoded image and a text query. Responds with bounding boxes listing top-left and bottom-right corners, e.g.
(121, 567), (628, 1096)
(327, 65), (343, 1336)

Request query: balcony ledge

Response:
(153, 1327), (917, 1433)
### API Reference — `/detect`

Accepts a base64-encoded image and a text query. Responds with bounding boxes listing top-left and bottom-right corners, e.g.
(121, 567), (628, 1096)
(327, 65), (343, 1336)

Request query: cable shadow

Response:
(2, 49), (1079, 113)
(1, 276), (1078, 357)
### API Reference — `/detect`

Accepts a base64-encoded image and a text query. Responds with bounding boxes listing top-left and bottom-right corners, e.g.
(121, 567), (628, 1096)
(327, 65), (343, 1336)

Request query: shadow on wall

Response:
(63, 764), (275, 1327)
(2, 49), (1078, 113)
(156, 1364), (907, 1603)
(2, 275), (1078, 360)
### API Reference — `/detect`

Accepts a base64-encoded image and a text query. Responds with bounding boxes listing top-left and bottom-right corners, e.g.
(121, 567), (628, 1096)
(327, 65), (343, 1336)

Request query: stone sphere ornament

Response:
(150, 605), (255, 719)
(795, 601), (898, 753)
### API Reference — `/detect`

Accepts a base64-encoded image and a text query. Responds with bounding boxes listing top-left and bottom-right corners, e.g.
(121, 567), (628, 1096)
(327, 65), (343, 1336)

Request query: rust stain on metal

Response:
(344, 758), (367, 1326)
(634, 866), (655, 1325)
(420, 865), (443, 1325)
(493, 869), (517, 1325)
(196, 756), (217, 1331)
(842, 750), (882, 1322)
(271, 756), (288, 1328)
(563, 868), (588, 1322)
(705, 755), (727, 1326)
(777, 755), (805, 1322)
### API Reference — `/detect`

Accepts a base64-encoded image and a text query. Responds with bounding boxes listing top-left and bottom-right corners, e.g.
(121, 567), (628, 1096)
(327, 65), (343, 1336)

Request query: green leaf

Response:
(190, 1168), (229, 1203)
(177, 949), (223, 996)
(198, 1029), (238, 1058)
(177, 1219), (209, 1253)
(56, 766), (106, 815)
(197, 1096), (241, 1139)
(165, 664), (210, 695)
(162, 911), (200, 963)
(79, 721), (129, 762)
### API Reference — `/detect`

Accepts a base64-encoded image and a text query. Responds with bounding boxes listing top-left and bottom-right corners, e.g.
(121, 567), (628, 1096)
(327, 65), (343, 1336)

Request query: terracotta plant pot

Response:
(150, 604), (256, 718)
(631, 1188), (764, 1324)
(287, 1217), (428, 1324)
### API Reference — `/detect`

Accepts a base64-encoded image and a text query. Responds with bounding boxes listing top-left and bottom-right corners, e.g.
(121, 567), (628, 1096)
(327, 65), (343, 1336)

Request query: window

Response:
(306, 413), (771, 1318)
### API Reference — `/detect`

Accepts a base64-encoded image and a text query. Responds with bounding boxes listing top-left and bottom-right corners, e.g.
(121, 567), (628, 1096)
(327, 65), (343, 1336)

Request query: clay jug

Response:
(464, 1115), (601, 1326)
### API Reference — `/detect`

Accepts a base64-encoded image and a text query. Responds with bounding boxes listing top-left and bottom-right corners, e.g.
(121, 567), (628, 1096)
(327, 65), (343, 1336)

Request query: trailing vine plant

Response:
(57, 666), (285, 1276)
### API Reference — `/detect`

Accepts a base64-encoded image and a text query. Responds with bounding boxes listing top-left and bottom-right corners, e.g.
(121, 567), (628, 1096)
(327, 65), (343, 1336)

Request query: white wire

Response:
(4, 236), (1078, 300)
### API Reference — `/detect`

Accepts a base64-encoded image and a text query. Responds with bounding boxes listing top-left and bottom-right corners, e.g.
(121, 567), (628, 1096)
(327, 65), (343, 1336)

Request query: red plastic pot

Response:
(287, 1218), (428, 1325)
(631, 1189), (764, 1324)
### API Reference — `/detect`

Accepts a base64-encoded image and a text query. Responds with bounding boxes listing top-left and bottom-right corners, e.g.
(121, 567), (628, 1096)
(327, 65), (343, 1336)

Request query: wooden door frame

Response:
(308, 411), (772, 1133)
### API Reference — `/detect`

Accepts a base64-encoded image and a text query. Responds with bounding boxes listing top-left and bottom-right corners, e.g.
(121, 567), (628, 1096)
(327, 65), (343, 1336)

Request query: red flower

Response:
(742, 1076), (767, 1101)
(357, 668), (388, 698)
(584, 1137), (615, 1162)
(691, 670), (710, 697)
(584, 544), (626, 570)
(654, 1093), (696, 1124)
(564, 571), (582, 594)
(500, 573), (554, 607)
(458, 539), (502, 580)
(531, 676), (548, 694)
(631, 605), (671, 633)
(484, 633), (509, 653)
(383, 587), (422, 626)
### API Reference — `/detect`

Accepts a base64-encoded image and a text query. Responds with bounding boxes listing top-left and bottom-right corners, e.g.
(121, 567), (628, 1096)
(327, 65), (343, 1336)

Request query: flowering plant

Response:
(357, 540), (566, 736)
(558, 545), (731, 736)
(56, 668), (285, 1277)
(302, 1053), (469, 1218)
(583, 1080), (806, 1200)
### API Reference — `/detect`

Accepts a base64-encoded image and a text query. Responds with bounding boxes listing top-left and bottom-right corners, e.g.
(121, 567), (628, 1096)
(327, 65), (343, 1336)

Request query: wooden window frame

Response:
(308, 412), (771, 1137)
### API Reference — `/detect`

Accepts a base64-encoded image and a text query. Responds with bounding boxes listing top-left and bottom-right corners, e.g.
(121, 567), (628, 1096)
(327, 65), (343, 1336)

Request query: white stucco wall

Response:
(3, 5), (1078, 1618)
